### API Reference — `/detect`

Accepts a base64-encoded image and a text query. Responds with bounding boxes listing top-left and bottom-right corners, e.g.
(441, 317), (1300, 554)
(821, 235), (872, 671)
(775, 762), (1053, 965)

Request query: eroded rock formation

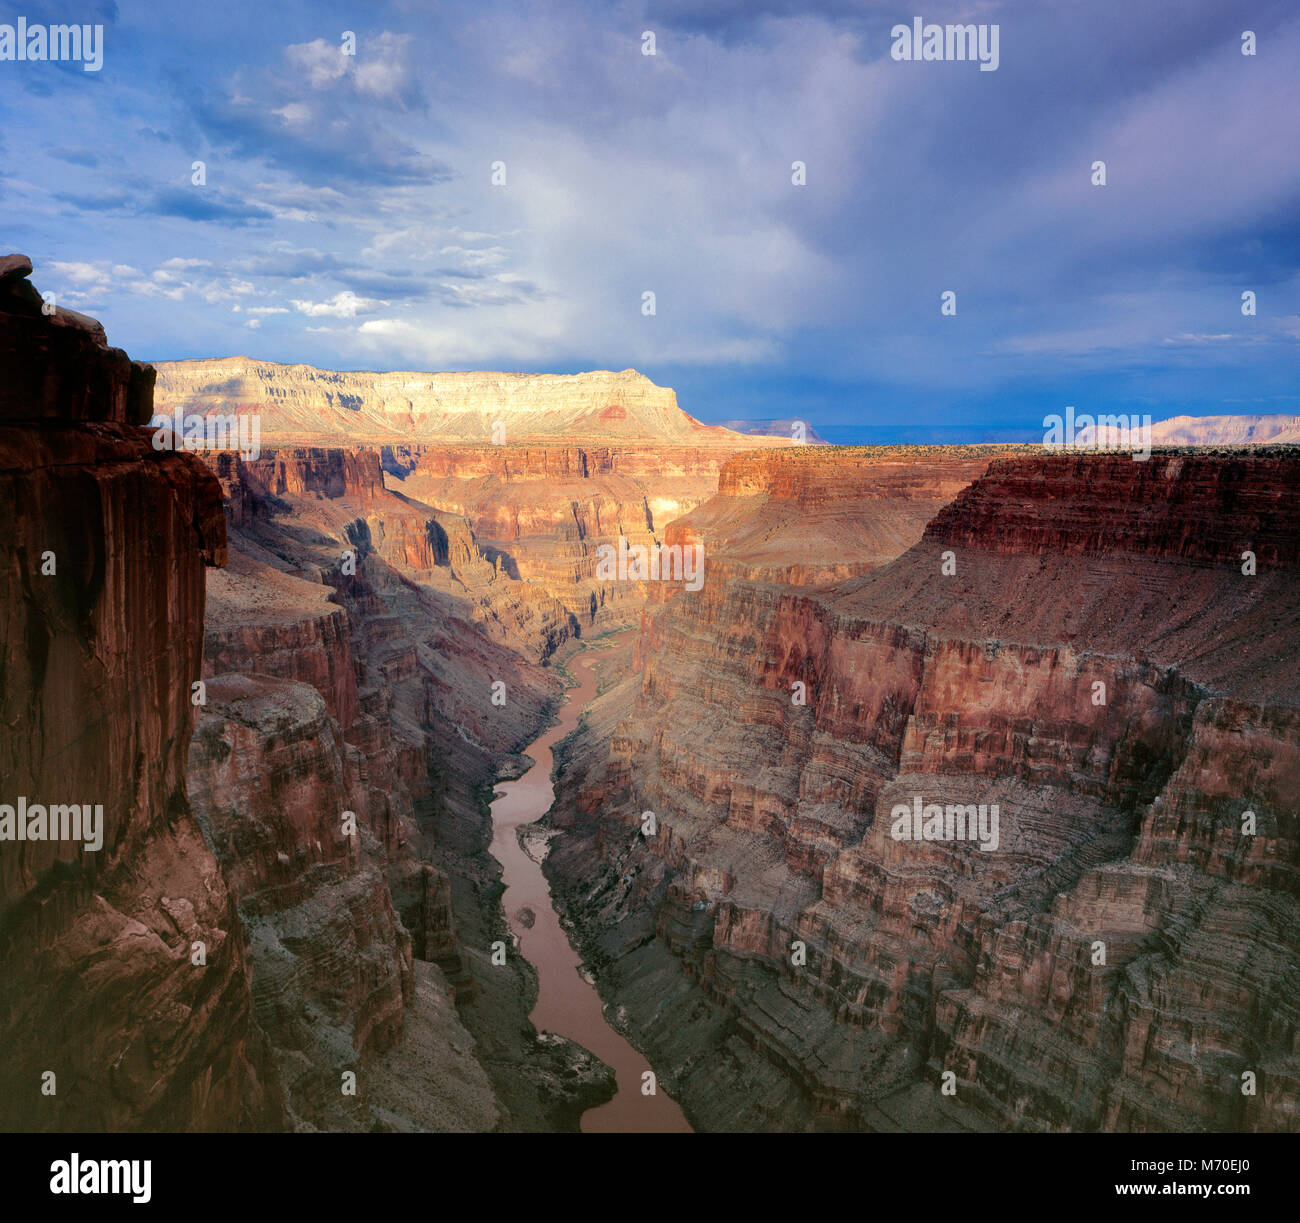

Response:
(8, 248), (1295, 1135)
(384, 443), (743, 630)
(189, 443), (615, 1129)
(0, 256), (609, 1133)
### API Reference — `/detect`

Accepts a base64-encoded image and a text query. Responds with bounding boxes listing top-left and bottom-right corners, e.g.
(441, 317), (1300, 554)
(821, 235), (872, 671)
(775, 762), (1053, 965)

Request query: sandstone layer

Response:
(152, 353), (787, 633)
(384, 443), (747, 630)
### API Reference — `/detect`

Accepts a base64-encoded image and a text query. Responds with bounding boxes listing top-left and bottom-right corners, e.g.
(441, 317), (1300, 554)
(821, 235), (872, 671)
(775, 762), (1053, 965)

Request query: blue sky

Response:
(2, 0), (1298, 437)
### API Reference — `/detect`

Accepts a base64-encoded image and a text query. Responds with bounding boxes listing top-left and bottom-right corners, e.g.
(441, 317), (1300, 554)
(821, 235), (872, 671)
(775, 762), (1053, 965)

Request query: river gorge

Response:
(489, 633), (691, 1133)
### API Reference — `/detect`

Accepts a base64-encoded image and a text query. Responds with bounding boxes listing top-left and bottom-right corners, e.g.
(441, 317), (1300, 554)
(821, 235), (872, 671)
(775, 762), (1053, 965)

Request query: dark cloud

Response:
(190, 89), (452, 187)
(149, 187), (275, 224)
(51, 147), (101, 168)
(53, 189), (132, 210)
(345, 273), (430, 300)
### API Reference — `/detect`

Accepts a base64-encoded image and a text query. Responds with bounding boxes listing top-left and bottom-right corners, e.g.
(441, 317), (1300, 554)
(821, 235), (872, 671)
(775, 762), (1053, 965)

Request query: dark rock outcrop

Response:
(0, 256), (280, 1132)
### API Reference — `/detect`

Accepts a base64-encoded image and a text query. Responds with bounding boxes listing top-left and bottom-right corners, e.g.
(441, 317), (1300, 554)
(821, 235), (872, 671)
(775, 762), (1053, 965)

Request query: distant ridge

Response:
(1148, 413), (1300, 445)
(814, 415), (1300, 447)
(152, 357), (789, 448)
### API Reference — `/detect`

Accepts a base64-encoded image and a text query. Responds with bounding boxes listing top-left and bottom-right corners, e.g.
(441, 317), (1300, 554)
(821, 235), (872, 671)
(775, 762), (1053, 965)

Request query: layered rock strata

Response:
(547, 447), (1300, 1133)
(153, 358), (789, 448)
(384, 443), (747, 630)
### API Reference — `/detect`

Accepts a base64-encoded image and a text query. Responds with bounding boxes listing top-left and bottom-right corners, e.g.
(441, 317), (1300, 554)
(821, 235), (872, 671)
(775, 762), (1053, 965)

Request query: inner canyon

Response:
(1, 258), (1296, 1135)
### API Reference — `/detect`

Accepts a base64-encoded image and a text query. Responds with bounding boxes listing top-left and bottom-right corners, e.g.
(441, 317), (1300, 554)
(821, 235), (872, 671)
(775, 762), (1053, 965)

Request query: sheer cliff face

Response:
(0, 257), (280, 1132)
(151, 357), (788, 635)
(0, 257), (561, 1133)
(666, 445), (1012, 585)
(547, 447), (1300, 1133)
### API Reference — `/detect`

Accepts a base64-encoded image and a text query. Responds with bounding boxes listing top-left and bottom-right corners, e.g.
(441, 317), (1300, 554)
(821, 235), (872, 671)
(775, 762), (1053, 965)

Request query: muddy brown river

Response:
(488, 640), (692, 1133)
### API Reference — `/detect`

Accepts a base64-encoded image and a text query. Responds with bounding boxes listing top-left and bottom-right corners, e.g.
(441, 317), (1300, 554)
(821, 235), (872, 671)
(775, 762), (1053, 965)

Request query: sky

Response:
(2, 0), (1298, 440)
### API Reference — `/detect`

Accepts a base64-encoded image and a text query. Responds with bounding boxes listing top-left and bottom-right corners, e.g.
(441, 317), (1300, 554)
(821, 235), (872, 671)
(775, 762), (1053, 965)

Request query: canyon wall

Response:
(0, 255), (281, 1131)
(152, 356), (788, 634)
(547, 446), (1300, 1133)
(667, 445), (1010, 584)
(0, 254), (609, 1133)
(383, 443), (745, 631)
(188, 444), (614, 1129)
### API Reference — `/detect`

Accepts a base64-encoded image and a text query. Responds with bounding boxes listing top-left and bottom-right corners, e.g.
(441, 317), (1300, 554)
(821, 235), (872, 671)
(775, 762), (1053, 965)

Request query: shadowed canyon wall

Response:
(187, 444), (614, 1129)
(0, 256), (281, 1132)
(0, 258), (612, 1133)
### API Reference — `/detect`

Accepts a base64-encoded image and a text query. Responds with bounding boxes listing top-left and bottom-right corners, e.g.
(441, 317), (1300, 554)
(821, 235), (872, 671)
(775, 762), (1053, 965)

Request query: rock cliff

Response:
(0, 255), (281, 1132)
(546, 446), (1300, 1133)
(384, 443), (748, 630)
(0, 255), (601, 1133)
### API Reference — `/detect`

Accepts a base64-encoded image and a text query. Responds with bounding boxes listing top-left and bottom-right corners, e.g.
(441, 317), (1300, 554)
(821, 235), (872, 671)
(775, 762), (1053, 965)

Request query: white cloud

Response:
(285, 38), (349, 89)
(274, 103), (312, 125)
(353, 33), (415, 101)
(292, 290), (388, 317)
(49, 261), (108, 285)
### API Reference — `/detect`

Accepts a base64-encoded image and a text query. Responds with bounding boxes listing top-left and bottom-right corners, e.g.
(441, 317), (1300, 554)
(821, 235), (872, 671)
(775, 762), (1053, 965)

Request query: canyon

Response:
(154, 358), (788, 635)
(3, 252), (1296, 1135)
(1, 259), (626, 1131)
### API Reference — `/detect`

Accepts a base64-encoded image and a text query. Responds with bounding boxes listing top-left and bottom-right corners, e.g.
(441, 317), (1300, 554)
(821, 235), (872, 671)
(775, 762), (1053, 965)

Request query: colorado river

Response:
(488, 637), (692, 1133)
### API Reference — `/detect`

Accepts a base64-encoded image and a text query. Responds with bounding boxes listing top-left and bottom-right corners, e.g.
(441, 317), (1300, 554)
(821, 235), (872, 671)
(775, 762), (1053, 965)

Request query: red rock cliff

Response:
(187, 441), (613, 1128)
(0, 254), (281, 1131)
